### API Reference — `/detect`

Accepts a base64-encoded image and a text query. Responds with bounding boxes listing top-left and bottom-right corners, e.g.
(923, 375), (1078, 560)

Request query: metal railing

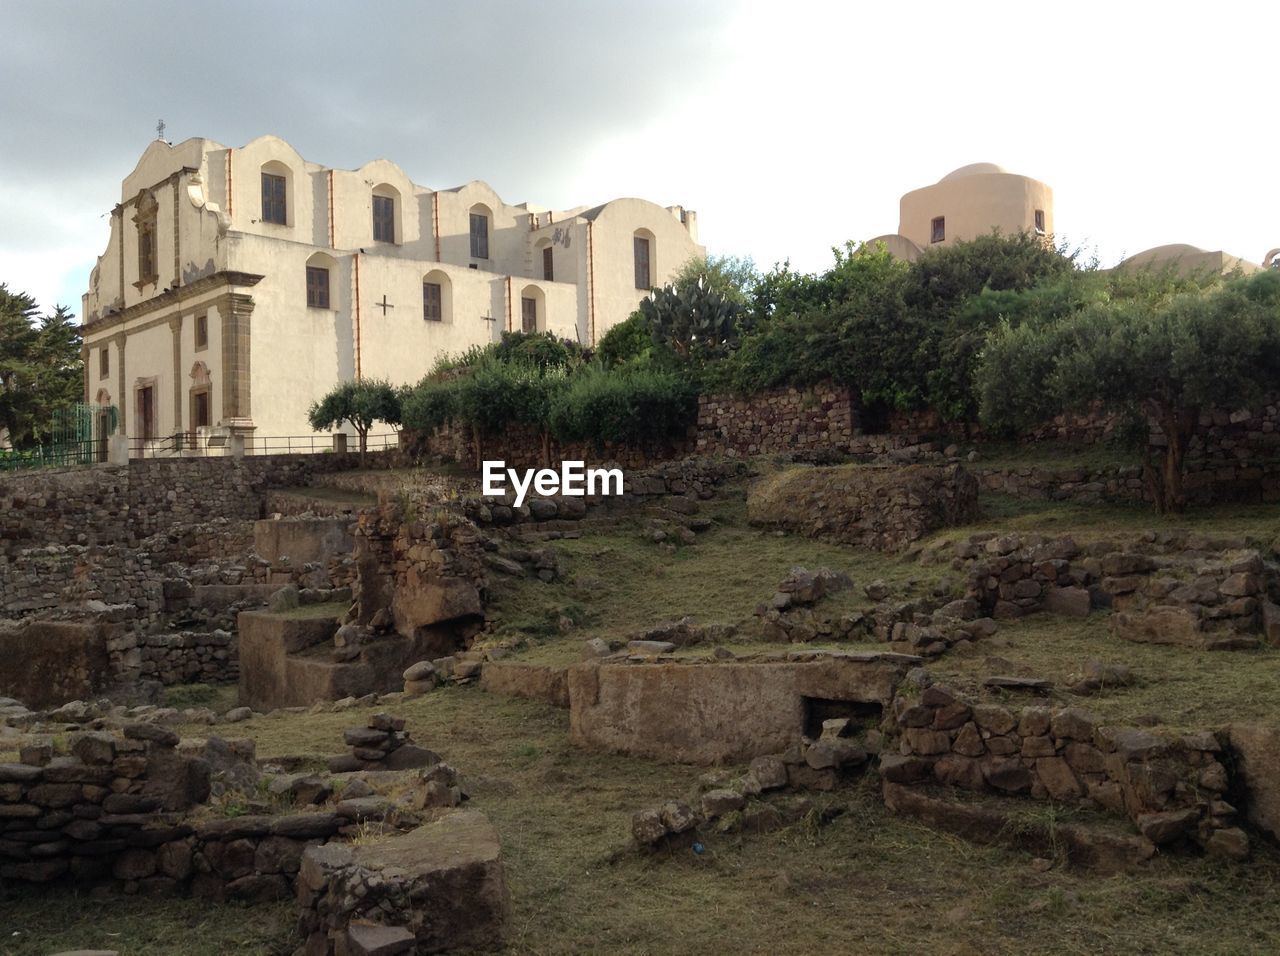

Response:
(127, 432), (401, 459)
(0, 439), (108, 471)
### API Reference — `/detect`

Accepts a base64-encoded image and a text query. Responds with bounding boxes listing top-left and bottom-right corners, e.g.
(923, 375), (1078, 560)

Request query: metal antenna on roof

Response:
(156, 119), (166, 141)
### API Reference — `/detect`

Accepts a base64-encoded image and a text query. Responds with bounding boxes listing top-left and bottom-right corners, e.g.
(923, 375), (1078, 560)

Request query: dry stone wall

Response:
(883, 686), (1249, 859)
(0, 451), (402, 560)
(695, 385), (857, 456)
(939, 531), (1280, 650)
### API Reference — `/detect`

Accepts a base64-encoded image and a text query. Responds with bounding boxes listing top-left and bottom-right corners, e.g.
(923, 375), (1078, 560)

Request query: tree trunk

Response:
(1146, 403), (1196, 513)
(358, 427), (368, 468)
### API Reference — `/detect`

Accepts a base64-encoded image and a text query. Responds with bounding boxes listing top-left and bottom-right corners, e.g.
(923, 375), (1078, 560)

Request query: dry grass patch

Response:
(927, 612), (1280, 729)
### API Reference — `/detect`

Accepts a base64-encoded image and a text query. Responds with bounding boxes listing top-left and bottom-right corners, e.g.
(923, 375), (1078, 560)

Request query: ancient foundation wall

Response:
(567, 654), (907, 765)
(0, 621), (116, 708)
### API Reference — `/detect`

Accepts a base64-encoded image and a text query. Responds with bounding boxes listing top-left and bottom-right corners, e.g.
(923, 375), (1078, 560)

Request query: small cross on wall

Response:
(375, 294), (394, 316)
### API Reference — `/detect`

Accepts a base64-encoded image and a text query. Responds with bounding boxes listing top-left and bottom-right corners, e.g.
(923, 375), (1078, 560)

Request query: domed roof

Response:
(940, 162), (1008, 182)
(1117, 243), (1206, 267)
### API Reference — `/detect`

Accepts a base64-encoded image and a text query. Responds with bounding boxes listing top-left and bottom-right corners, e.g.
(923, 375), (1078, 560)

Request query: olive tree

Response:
(977, 271), (1280, 513)
(308, 378), (402, 464)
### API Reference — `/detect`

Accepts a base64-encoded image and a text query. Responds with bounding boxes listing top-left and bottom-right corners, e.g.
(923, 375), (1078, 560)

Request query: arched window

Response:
(519, 285), (546, 334)
(423, 269), (452, 323)
(633, 228), (655, 290)
(469, 203), (492, 259)
(189, 361), (213, 432)
(373, 183), (400, 243)
(260, 160), (292, 226)
(306, 252), (336, 309)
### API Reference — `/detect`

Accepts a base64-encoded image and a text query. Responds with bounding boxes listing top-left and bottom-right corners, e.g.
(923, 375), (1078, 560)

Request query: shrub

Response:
(490, 331), (588, 371)
(548, 365), (697, 447)
(400, 377), (461, 433)
(977, 270), (1280, 512)
(596, 312), (658, 368)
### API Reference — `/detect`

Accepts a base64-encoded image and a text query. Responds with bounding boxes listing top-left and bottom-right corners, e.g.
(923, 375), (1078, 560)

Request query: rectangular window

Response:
(194, 313), (208, 351)
(138, 386), (155, 441)
(542, 246), (554, 281)
(99, 347), (109, 379)
(423, 282), (443, 322)
(470, 213), (489, 259)
(1034, 209), (1046, 234)
(373, 195), (395, 243)
(306, 266), (330, 309)
(138, 225), (155, 280)
(633, 235), (651, 289)
(261, 172), (287, 225)
(521, 296), (537, 333)
(930, 216), (945, 243)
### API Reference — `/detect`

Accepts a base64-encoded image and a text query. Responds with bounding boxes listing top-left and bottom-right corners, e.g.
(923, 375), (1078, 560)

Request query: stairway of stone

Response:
(881, 780), (1158, 874)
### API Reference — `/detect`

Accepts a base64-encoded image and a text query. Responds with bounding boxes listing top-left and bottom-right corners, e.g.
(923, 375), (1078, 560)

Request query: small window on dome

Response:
(931, 217), (945, 244)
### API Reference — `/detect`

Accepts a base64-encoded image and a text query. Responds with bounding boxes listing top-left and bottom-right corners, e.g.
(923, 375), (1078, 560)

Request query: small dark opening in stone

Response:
(802, 697), (882, 739)
(857, 400), (891, 435)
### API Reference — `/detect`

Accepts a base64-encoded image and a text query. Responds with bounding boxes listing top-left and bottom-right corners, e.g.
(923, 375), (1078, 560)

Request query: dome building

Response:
(865, 163), (1053, 260)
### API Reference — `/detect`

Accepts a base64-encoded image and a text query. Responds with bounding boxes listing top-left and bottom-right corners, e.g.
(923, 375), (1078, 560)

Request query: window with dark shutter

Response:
(1034, 209), (1045, 234)
(634, 236), (651, 289)
(373, 195), (395, 243)
(423, 282), (443, 322)
(521, 297), (537, 333)
(194, 314), (208, 350)
(99, 347), (109, 379)
(306, 266), (330, 309)
(470, 213), (489, 259)
(542, 246), (554, 281)
(931, 217), (945, 243)
(262, 173), (287, 224)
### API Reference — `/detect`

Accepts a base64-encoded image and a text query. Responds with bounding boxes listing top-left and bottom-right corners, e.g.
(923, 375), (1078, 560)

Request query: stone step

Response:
(264, 489), (376, 518)
(190, 583), (278, 608)
(881, 780), (1155, 874)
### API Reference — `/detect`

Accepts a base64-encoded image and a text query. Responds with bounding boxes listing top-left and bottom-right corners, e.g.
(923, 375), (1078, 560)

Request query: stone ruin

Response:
(938, 530), (1280, 649)
(0, 710), (509, 952)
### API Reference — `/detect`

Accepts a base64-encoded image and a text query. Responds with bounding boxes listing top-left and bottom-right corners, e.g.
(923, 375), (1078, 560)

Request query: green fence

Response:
(0, 404), (117, 471)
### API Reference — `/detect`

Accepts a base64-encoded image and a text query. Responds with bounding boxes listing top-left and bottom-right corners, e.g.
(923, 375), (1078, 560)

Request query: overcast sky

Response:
(2, 0), (1276, 319)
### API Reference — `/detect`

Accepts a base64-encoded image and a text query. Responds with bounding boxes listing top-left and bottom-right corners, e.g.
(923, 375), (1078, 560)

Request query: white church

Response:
(80, 135), (705, 450)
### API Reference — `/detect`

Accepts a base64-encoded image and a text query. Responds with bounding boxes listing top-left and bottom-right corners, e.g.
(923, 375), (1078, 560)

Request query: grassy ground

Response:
(12, 688), (1280, 955)
(0, 895), (295, 956)
(951, 493), (1280, 545)
(967, 441), (1140, 472)
(489, 488), (943, 651)
(926, 614), (1280, 729)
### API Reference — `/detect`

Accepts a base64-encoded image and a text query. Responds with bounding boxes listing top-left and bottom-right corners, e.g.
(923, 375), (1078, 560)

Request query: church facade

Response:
(80, 135), (704, 448)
